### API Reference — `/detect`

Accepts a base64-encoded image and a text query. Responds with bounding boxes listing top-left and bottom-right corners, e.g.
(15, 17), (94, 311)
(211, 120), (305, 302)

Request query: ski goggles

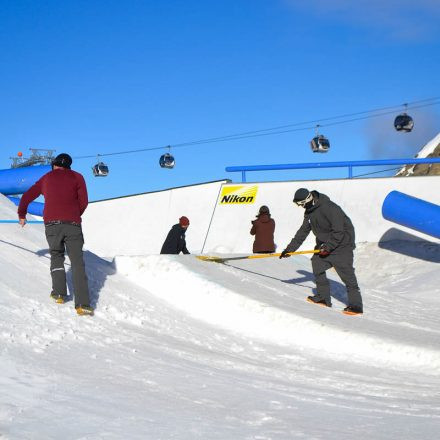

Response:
(294, 192), (313, 207)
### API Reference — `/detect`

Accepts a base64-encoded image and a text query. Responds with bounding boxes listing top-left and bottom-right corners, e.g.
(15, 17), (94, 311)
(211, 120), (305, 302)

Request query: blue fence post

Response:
(242, 171), (246, 183)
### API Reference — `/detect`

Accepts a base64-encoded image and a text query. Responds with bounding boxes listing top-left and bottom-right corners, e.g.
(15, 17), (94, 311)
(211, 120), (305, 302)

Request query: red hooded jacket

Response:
(250, 213), (276, 253)
(18, 168), (88, 224)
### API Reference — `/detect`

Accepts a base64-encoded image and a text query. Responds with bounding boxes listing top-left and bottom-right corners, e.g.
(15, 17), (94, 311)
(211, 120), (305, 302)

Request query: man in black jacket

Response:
(160, 216), (191, 255)
(280, 188), (363, 315)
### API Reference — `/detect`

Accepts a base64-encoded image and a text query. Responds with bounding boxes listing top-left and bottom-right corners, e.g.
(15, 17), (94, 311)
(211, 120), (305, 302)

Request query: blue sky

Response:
(1, 0), (439, 200)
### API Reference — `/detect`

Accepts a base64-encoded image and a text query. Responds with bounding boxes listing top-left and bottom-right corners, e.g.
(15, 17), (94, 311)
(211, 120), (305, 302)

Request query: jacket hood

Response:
(305, 191), (330, 213)
(256, 213), (271, 223)
(173, 223), (186, 231)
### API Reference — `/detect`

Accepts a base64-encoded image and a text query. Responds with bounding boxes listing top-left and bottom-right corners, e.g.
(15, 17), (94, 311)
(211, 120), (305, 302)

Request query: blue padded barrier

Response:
(0, 165), (50, 195)
(382, 191), (440, 239)
(7, 196), (45, 217)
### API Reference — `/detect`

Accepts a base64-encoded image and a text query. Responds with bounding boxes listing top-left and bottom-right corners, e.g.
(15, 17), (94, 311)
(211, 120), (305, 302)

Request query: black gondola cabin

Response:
(159, 153), (175, 169)
(310, 135), (330, 153)
(92, 162), (109, 177)
(394, 113), (414, 132)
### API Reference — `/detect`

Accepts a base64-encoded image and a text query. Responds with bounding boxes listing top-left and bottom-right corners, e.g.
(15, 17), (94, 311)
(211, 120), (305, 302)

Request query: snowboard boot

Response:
(307, 295), (331, 308)
(50, 292), (66, 304)
(343, 305), (363, 316)
(75, 305), (94, 316)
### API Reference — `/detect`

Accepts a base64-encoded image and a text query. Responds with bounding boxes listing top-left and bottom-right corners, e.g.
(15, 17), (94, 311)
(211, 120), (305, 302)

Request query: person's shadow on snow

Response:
(38, 249), (116, 309)
(0, 240), (114, 309)
(225, 263), (348, 305)
(70, 251), (116, 309)
(283, 269), (348, 304)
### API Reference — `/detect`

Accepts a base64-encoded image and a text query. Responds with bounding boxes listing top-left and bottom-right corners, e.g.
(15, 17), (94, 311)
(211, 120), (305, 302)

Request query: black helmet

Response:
(259, 205), (270, 214)
(52, 153), (72, 169)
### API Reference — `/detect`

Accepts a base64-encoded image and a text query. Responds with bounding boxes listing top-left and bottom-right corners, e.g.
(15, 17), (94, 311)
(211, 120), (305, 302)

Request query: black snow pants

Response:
(45, 223), (90, 307)
(311, 249), (363, 309)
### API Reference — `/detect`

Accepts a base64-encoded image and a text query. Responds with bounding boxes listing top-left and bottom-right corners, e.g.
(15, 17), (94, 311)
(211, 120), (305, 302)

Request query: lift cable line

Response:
(73, 97), (440, 160)
(353, 167), (402, 178)
(169, 97), (440, 147)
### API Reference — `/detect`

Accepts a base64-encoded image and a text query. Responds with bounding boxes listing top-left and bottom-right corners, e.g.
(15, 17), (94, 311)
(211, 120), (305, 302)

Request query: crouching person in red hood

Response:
(18, 153), (93, 316)
(160, 216), (191, 255)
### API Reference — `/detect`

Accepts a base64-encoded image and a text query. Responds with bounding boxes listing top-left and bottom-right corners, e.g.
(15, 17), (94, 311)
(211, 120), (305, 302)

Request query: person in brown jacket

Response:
(250, 205), (276, 253)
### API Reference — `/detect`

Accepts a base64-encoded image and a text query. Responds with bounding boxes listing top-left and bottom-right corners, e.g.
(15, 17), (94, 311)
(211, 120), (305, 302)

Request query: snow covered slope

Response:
(1, 194), (440, 439)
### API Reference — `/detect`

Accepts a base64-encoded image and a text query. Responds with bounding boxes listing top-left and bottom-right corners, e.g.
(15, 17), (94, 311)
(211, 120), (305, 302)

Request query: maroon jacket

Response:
(250, 213), (276, 253)
(18, 168), (88, 224)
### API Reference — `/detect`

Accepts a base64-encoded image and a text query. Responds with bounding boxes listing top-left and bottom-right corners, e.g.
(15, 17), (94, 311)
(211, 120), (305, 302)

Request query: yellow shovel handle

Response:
(247, 250), (319, 259)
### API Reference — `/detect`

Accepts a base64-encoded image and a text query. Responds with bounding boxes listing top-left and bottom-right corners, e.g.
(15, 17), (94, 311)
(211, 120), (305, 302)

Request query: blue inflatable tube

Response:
(7, 196), (45, 217)
(0, 165), (50, 196)
(382, 191), (440, 239)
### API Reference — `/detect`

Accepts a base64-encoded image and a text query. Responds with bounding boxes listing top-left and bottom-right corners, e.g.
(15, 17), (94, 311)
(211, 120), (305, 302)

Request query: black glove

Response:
(319, 244), (331, 257)
(279, 249), (291, 259)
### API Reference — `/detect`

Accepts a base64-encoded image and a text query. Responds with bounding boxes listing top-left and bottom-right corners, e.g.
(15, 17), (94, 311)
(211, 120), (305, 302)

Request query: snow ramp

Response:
(2, 192), (440, 439)
(115, 253), (440, 374)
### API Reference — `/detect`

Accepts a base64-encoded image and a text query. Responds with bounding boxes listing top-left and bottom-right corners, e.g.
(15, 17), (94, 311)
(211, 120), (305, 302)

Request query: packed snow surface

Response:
(1, 194), (439, 439)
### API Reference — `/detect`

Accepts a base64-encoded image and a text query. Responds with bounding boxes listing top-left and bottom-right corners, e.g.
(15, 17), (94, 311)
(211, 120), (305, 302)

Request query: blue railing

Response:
(225, 158), (440, 182)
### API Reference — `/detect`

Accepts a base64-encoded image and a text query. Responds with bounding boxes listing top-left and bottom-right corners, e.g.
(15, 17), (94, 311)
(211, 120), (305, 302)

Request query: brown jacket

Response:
(250, 213), (275, 253)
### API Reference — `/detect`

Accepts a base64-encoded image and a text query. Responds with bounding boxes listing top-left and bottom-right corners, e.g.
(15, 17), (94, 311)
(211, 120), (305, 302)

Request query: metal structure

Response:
(10, 148), (56, 168)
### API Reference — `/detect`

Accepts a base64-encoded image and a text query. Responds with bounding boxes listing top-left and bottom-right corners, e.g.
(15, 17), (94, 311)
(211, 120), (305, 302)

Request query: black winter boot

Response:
(307, 295), (332, 308)
(343, 305), (363, 315)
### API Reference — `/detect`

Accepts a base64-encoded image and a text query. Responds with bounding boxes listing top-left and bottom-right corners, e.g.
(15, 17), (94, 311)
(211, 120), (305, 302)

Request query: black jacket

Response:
(286, 191), (355, 254)
(160, 224), (190, 255)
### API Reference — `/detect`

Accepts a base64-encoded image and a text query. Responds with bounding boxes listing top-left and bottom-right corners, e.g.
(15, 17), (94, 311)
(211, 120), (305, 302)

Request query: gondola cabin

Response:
(310, 135), (330, 153)
(394, 113), (414, 132)
(159, 153), (175, 169)
(92, 162), (109, 177)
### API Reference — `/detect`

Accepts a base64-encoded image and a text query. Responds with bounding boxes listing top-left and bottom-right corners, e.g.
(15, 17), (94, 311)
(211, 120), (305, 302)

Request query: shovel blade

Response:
(196, 255), (224, 263)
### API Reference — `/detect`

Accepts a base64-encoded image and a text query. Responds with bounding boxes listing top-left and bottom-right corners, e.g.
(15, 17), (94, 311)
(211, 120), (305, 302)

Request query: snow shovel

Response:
(197, 249), (319, 263)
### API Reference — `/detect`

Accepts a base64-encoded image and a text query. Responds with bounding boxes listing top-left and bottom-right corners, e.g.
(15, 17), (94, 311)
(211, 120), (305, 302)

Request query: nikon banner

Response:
(219, 185), (258, 204)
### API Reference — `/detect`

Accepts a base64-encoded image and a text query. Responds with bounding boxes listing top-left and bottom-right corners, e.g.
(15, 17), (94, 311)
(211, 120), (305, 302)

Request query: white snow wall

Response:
(82, 176), (440, 257)
(82, 180), (228, 256)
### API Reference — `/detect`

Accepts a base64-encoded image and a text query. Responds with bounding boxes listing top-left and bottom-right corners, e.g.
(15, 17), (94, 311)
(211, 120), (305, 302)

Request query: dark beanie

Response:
(293, 188), (310, 202)
(52, 153), (72, 169)
(179, 216), (190, 227)
(259, 205), (269, 214)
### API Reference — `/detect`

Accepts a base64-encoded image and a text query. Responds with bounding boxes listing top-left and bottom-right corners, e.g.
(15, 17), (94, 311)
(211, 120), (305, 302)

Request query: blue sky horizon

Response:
(1, 0), (439, 200)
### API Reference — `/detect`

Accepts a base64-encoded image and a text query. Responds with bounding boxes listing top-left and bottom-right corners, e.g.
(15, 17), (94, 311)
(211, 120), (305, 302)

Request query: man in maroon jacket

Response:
(18, 153), (93, 316)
